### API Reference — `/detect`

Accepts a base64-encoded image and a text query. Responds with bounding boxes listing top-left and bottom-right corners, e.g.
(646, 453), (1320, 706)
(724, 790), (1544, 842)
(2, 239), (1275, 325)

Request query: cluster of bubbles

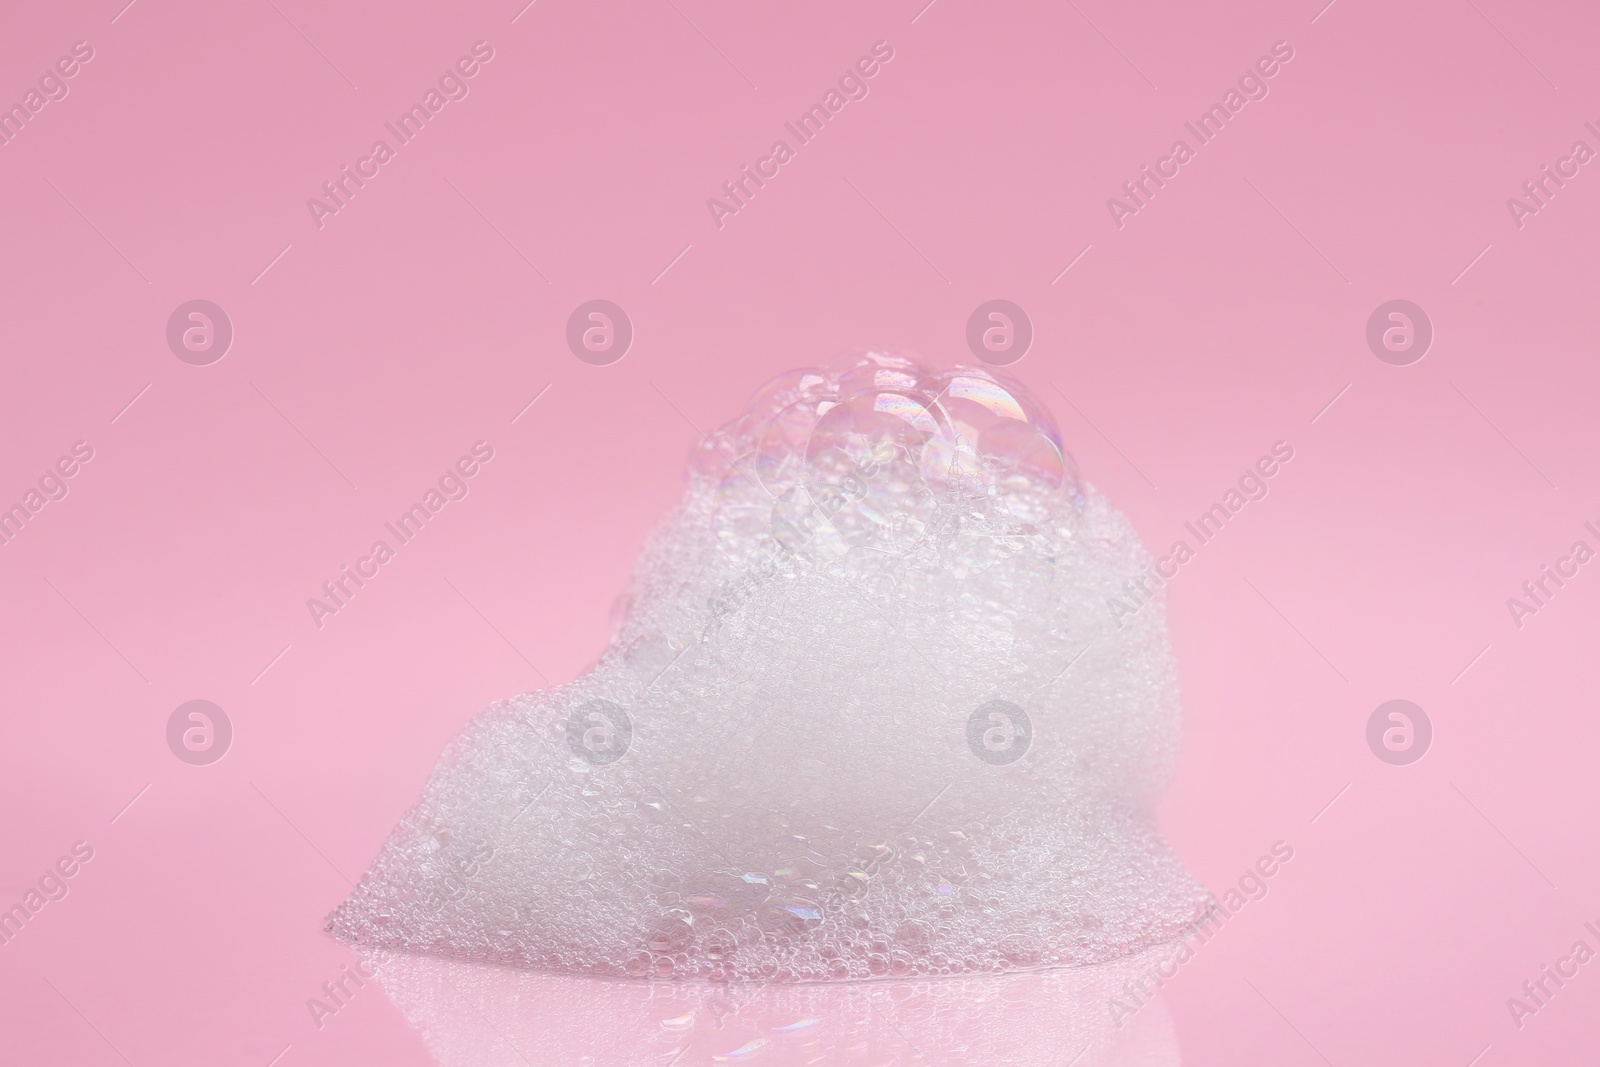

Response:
(328, 353), (1211, 984)
(693, 353), (1085, 579)
(608, 803), (1164, 983)
(336, 767), (1201, 984)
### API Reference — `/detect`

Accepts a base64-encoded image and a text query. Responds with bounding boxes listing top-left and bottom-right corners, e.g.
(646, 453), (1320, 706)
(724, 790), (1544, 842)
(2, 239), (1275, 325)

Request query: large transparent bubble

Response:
(705, 354), (1084, 576)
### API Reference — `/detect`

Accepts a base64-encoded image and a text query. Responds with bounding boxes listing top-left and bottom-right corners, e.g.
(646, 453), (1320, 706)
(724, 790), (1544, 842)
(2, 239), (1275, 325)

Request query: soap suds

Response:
(328, 353), (1211, 981)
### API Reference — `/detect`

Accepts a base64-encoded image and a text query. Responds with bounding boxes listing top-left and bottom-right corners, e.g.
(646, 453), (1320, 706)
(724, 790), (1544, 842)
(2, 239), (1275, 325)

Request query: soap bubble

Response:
(835, 350), (924, 397)
(646, 916), (694, 953)
(702, 359), (1086, 577)
(755, 398), (830, 497)
(748, 366), (835, 420)
(923, 370), (1084, 523)
(803, 390), (944, 554)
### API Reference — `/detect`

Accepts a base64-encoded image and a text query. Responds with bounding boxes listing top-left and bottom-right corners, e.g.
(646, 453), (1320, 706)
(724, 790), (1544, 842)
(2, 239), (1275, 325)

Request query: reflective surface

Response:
(366, 945), (1182, 1067)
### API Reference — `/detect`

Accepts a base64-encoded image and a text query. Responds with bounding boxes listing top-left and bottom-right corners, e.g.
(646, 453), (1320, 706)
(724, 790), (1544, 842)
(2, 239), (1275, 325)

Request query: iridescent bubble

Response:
(756, 398), (831, 496)
(691, 373), (833, 486)
(923, 370), (1083, 522)
(747, 366), (834, 420)
(700, 357), (1086, 576)
(804, 390), (944, 553)
(763, 898), (822, 929)
(712, 454), (772, 554)
(835, 351), (927, 398)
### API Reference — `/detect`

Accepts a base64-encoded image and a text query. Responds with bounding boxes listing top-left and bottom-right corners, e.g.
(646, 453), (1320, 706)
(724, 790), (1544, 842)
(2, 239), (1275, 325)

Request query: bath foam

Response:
(328, 353), (1213, 981)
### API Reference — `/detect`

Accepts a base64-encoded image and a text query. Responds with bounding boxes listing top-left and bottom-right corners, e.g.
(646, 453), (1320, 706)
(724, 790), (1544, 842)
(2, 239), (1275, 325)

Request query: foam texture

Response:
(329, 353), (1212, 981)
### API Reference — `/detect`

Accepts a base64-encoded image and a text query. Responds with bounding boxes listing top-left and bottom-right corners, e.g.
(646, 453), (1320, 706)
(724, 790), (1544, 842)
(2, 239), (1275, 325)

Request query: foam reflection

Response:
(367, 945), (1181, 1067)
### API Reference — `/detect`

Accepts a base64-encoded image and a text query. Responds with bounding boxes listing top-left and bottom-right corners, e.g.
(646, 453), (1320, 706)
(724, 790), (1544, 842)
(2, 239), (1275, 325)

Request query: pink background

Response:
(3, 0), (1599, 1063)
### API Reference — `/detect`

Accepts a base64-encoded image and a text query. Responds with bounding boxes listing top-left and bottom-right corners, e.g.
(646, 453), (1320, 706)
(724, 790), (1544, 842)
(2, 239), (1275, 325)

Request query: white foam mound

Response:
(328, 353), (1212, 981)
